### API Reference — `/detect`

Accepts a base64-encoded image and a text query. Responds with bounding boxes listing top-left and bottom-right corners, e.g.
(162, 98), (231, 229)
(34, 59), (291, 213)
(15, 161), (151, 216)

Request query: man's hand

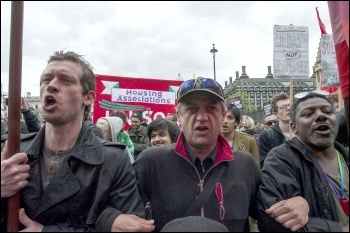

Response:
(1, 140), (30, 198)
(19, 208), (43, 232)
(265, 196), (309, 232)
(21, 97), (30, 111)
(111, 214), (155, 232)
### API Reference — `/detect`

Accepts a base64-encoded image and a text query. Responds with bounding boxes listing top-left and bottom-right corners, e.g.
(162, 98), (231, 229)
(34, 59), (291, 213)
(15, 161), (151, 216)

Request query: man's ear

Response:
(290, 122), (297, 134)
(85, 90), (96, 106)
(176, 111), (180, 123)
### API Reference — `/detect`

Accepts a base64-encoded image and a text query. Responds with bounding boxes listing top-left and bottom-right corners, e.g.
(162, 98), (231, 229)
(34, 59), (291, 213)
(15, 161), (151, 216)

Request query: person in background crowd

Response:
(146, 118), (180, 147)
(96, 116), (134, 163)
(133, 77), (261, 231)
(165, 113), (178, 124)
(1, 50), (154, 232)
(221, 104), (259, 167)
(257, 92), (348, 232)
(96, 116), (122, 142)
(128, 111), (149, 160)
(254, 114), (278, 154)
(254, 121), (264, 134)
(262, 114), (278, 129)
(112, 110), (135, 155)
(259, 92), (293, 168)
(240, 116), (261, 153)
(21, 97), (41, 133)
(236, 115), (244, 132)
(138, 111), (149, 127)
(240, 115), (257, 136)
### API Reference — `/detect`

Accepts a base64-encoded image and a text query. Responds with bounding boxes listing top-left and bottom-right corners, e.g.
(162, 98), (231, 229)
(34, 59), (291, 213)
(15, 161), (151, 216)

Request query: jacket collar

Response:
(25, 122), (105, 165)
(272, 122), (284, 136)
(174, 132), (234, 165)
(287, 137), (349, 166)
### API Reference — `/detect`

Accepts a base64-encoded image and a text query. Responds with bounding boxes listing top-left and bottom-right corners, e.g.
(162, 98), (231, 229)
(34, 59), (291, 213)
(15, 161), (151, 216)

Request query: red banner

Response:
(93, 74), (184, 127)
(327, 1), (349, 99)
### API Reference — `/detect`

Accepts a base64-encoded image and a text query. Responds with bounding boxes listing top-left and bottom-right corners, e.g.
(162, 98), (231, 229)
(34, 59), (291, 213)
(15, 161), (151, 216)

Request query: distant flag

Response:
(316, 7), (327, 35)
(327, 1), (349, 99)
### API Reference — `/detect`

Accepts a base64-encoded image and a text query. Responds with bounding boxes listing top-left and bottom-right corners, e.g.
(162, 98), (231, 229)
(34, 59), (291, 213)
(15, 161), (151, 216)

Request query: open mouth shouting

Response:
(43, 95), (58, 111)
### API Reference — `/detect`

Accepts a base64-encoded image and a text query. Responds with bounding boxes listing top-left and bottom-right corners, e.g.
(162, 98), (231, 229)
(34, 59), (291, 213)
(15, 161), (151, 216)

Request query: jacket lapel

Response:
(35, 160), (80, 216)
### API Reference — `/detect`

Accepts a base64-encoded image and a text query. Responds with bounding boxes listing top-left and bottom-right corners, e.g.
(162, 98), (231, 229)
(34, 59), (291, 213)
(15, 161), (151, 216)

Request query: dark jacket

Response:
(1, 123), (145, 232)
(133, 132), (261, 232)
(22, 109), (41, 133)
(258, 122), (286, 168)
(128, 125), (149, 160)
(1, 120), (6, 135)
(257, 137), (349, 232)
(336, 107), (348, 147)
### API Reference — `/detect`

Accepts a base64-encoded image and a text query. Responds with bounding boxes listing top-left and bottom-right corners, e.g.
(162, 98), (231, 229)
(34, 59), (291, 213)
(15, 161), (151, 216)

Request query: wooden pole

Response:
(6, 1), (24, 232)
(289, 79), (294, 139)
(344, 97), (349, 134)
(338, 88), (344, 109)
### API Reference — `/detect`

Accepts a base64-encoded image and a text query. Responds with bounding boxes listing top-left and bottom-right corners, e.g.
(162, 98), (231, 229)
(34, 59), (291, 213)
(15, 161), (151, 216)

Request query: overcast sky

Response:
(1, 1), (332, 97)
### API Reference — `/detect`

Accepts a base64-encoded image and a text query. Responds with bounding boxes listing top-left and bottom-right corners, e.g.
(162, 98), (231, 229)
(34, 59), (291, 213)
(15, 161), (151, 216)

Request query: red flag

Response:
(328, 1), (349, 99)
(316, 7), (327, 35)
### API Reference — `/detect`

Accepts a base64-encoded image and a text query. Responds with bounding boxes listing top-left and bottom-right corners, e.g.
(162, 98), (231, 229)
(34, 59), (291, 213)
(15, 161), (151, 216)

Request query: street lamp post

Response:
(210, 43), (218, 81)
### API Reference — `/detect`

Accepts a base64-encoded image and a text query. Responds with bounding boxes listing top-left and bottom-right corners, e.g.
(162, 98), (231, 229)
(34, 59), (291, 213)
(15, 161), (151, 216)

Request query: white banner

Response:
(320, 34), (340, 87)
(273, 25), (309, 79)
(111, 88), (176, 105)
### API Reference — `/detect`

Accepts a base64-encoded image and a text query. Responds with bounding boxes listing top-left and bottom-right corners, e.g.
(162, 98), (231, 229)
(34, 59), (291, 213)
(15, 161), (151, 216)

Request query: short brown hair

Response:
(271, 92), (289, 113)
(112, 110), (127, 123)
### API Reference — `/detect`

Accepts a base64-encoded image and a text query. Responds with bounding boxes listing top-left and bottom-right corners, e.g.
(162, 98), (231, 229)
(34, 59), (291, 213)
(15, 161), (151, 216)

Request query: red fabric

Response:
(93, 74), (184, 126)
(320, 86), (339, 94)
(316, 7), (327, 35)
(328, 1), (349, 99)
(334, 40), (349, 98)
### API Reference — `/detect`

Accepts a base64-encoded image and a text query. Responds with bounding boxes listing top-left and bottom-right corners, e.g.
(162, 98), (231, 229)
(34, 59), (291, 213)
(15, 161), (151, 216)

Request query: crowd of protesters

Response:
(1, 50), (348, 232)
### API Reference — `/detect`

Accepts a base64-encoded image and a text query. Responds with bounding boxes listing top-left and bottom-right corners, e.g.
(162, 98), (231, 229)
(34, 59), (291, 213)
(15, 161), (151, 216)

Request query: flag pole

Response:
(289, 79), (293, 139)
(6, 1), (24, 231)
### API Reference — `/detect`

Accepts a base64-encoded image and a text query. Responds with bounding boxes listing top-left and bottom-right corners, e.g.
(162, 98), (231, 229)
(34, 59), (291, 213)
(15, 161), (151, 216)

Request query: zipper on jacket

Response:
(199, 178), (204, 217)
(201, 161), (205, 173)
(198, 179), (204, 193)
(199, 163), (227, 218)
(176, 153), (230, 218)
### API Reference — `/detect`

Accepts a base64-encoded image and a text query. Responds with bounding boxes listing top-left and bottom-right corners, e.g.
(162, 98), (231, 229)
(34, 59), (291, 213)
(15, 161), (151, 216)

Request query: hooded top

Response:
(99, 117), (123, 142)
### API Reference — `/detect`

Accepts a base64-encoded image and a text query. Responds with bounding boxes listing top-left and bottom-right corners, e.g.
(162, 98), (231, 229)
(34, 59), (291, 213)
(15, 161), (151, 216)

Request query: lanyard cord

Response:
(324, 150), (345, 200)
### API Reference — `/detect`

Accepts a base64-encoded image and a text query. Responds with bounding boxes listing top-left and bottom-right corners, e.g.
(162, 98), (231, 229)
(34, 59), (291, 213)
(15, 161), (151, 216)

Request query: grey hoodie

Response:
(100, 117), (123, 142)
